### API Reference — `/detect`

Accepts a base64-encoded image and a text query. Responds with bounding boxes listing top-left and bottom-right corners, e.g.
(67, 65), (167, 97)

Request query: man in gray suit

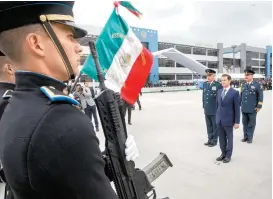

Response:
(74, 85), (99, 132)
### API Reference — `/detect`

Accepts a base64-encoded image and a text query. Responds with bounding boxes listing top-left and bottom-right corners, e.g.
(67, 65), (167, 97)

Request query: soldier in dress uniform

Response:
(0, 51), (16, 199)
(0, 51), (15, 119)
(202, 69), (223, 147)
(241, 69), (263, 143)
(0, 2), (139, 199)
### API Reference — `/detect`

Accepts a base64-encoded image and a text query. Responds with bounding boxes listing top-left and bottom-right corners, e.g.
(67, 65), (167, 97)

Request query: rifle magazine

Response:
(143, 153), (173, 183)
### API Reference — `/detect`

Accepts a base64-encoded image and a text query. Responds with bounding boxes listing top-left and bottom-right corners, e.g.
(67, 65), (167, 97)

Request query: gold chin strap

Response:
(39, 14), (75, 80)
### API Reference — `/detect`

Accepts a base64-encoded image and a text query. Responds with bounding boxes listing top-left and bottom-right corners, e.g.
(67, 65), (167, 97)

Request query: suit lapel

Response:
(222, 88), (232, 103)
(219, 88), (223, 104)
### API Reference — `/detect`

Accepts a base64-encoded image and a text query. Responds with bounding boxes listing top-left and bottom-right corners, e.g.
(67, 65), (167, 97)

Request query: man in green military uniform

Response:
(241, 69), (263, 143)
(202, 69), (223, 147)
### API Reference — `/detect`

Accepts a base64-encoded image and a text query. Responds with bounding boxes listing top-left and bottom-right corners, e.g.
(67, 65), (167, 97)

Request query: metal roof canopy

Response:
(152, 48), (208, 76)
(216, 73), (265, 79)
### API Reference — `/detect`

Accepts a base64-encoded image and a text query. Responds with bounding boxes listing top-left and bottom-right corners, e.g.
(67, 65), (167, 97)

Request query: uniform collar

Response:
(15, 71), (66, 91)
(0, 82), (15, 90)
(247, 80), (253, 85)
(208, 80), (214, 84)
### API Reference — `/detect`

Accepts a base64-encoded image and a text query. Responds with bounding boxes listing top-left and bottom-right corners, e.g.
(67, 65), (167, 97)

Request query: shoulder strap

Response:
(40, 86), (79, 105)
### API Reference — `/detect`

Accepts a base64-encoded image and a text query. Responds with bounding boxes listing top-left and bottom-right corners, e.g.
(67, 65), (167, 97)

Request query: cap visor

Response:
(55, 21), (88, 39)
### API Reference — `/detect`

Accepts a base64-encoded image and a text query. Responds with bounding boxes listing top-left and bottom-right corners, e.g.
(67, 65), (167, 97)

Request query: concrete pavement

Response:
(0, 90), (271, 199)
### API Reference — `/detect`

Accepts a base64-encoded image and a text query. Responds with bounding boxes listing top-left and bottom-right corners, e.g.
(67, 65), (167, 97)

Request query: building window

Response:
(246, 58), (252, 68)
(158, 58), (175, 67)
(246, 51), (252, 59)
(176, 75), (192, 80)
(247, 51), (259, 59)
(176, 63), (185, 67)
(260, 69), (265, 74)
(158, 43), (174, 51)
(207, 49), (218, 56)
(193, 47), (206, 55)
(175, 45), (191, 54)
(260, 60), (265, 66)
(208, 61), (218, 69)
(251, 60), (259, 66)
(252, 68), (260, 74)
(260, 53), (266, 59)
(252, 52), (259, 59)
(224, 58), (232, 65)
(80, 55), (87, 65)
(223, 58), (240, 67)
(159, 74), (175, 80)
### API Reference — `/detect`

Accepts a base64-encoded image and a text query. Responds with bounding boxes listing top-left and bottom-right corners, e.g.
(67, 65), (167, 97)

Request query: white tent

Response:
(152, 48), (208, 76)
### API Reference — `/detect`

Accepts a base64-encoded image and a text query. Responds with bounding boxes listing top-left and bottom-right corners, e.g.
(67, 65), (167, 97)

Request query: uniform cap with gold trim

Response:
(244, 68), (255, 75)
(0, 1), (87, 38)
(205, 69), (216, 74)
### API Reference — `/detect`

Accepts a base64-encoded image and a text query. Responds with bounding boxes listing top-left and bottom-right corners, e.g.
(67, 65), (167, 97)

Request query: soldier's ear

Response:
(25, 32), (46, 58)
(3, 63), (15, 76)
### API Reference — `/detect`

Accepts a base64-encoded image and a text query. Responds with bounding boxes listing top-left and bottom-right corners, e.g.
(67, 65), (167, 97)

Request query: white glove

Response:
(125, 135), (139, 161)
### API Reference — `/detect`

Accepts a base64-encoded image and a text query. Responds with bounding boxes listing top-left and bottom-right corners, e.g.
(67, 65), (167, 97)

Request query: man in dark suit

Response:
(216, 74), (240, 163)
(202, 69), (222, 147)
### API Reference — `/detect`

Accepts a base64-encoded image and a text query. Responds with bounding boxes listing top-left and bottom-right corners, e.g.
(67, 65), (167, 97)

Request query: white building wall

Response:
(149, 53), (217, 62)
(186, 54), (218, 62)
(223, 52), (241, 59)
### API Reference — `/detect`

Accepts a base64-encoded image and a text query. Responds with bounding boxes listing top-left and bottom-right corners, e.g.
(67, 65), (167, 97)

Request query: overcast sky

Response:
(73, 1), (272, 48)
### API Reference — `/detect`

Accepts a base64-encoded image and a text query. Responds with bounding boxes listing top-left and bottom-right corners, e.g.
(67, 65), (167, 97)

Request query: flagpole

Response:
(70, 73), (82, 94)
(92, 79), (96, 90)
(89, 41), (106, 91)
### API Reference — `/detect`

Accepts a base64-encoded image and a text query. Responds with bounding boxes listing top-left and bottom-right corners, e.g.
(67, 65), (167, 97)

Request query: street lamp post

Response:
(231, 45), (237, 73)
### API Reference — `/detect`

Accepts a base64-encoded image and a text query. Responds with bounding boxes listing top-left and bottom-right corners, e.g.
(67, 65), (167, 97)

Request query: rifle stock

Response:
(89, 41), (172, 199)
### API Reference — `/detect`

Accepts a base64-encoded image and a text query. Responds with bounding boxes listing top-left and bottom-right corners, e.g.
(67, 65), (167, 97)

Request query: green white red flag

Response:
(81, 1), (153, 105)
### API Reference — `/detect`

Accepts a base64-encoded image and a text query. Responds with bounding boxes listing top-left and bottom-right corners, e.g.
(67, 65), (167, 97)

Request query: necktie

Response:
(221, 89), (227, 100)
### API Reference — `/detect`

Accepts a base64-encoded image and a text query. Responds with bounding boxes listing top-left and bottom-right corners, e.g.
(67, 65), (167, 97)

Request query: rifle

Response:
(89, 41), (173, 199)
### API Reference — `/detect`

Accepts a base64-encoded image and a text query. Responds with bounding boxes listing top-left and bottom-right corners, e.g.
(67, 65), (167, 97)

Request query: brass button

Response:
(40, 15), (47, 22)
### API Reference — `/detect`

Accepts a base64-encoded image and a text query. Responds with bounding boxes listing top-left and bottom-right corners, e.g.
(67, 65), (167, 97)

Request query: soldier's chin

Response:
(73, 66), (80, 76)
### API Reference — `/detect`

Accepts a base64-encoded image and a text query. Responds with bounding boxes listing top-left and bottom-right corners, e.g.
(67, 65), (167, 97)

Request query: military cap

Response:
(0, 1), (87, 38)
(205, 69), (216, 74)
(244, 68), (255, 75)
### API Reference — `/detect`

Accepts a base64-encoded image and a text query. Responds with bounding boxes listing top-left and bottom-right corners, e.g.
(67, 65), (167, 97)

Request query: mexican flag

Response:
(81, 2), (153, 105)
